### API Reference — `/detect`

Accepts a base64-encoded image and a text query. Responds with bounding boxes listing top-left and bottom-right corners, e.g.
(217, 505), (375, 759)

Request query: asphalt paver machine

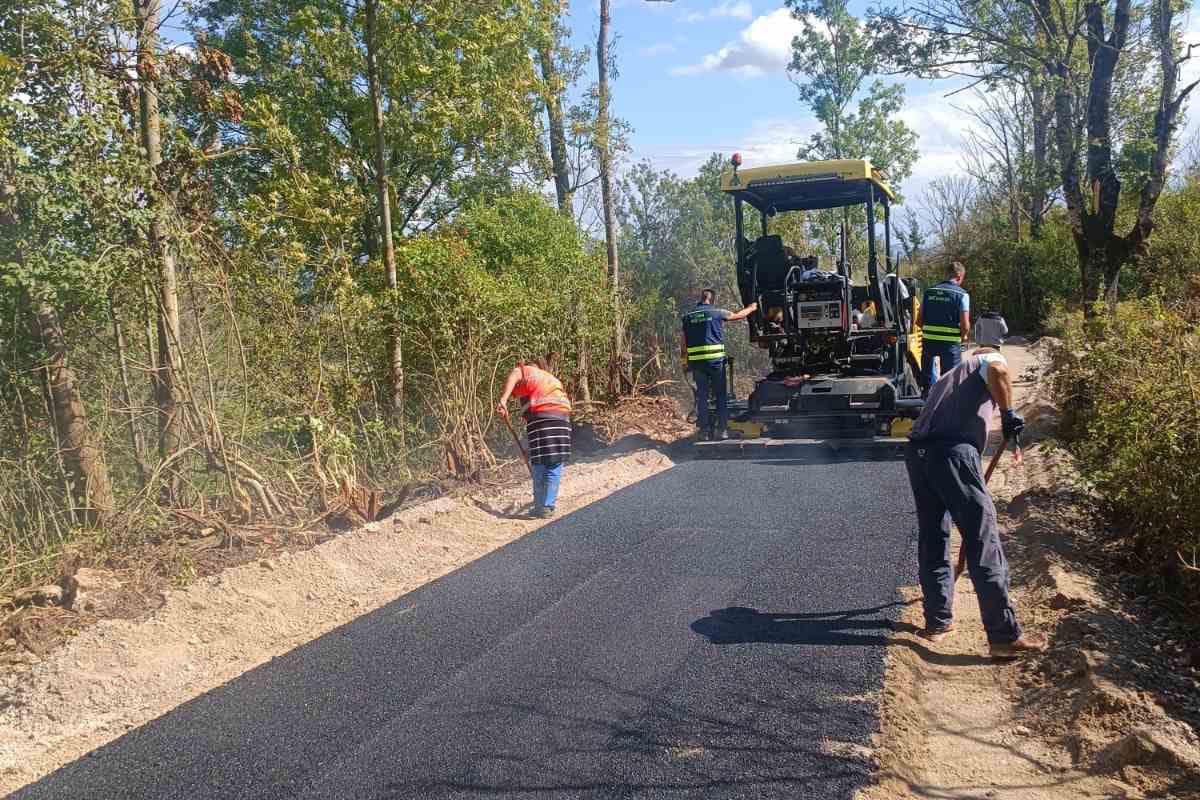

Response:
(697, 157), (925, 456)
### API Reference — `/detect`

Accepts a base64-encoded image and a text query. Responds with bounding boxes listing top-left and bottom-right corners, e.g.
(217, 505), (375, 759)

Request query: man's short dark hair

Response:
(947, 261), (966, 280)
(700, 288), (716, 304)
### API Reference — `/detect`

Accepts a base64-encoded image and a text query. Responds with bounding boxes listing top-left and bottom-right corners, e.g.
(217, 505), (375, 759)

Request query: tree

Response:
(895, 209), (926, 266)
(787, 0), (919, 183)
(0, 0), (138, 521)
(363, 0), (402, 417)
(134, 0), (185, 494)
(535, 1), (579, 216)
(619, 155), (778, 382)
(786, 0), (919, 276)
(195, 0), (542, 245)
(960, 83), (1056, 241)
(596, 0), (626, 392)
(871, 0), (1199, 313)
(194, 0), (545, 417)
(921, 175), (978, 251)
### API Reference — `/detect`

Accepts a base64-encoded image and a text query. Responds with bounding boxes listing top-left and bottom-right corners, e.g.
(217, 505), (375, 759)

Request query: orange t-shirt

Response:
(513, 365), (571, 415)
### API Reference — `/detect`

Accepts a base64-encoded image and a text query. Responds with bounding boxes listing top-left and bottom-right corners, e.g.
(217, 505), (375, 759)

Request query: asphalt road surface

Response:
(14, 456), (922, 800)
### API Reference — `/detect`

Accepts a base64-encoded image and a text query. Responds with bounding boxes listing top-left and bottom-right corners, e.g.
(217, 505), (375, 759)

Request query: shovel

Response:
(500, 413), (534, 478)
(953, 432), (1022, 581)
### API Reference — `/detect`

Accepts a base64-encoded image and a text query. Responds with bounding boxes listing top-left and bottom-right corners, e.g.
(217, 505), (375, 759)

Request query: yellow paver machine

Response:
(697, 156), (925, 457)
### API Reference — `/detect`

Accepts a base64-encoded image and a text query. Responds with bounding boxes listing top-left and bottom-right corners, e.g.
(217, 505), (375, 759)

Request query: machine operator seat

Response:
(883, 273), (912, 331)
(752, 235), (790, 291)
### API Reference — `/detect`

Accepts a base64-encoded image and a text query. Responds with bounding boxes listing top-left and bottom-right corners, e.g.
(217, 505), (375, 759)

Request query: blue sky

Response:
(566, 0), (1200, 204)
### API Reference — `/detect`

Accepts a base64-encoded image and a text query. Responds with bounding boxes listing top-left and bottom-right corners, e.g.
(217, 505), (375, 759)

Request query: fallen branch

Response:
(1178, 549), (1200, 573)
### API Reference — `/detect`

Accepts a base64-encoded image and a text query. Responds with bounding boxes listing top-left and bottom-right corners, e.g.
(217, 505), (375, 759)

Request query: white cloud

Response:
(679, 1), (754, 25)
(636, 118), (820, 177)
(672, 8), (803, 78)
(640, 41), (678, 57)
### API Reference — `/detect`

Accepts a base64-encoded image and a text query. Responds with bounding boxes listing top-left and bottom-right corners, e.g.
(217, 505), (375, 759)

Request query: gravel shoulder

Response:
(0, 436), (679, 795)
(860, 342), (1200, 800)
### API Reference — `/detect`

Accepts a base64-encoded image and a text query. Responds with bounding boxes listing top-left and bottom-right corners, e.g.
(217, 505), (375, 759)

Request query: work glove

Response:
(1001, 408), (1025, 439)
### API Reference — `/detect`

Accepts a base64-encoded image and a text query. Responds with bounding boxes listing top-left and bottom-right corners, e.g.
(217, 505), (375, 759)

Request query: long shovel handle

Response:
(501, 413), (533, 478)
(983, 433), (1011, 484)
(954, 434), (1013, 581)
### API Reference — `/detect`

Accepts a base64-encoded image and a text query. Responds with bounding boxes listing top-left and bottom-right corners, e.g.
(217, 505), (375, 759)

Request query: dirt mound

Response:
(574, 394), (693, 456)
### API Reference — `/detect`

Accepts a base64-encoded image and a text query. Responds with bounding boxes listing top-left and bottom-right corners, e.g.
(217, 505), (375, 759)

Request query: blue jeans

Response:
(922, 341), (962, 390)
(692, 359), (728, 432)
(904, 441), (1021, 643)
(532, 462), (563, 510)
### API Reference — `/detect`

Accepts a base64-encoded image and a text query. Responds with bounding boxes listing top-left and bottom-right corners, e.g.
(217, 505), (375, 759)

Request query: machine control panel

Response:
(795, 300), (843, 330)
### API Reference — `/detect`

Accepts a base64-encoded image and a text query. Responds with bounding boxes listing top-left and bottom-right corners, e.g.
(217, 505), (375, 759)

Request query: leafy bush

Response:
(1052, 296), (1200, 607)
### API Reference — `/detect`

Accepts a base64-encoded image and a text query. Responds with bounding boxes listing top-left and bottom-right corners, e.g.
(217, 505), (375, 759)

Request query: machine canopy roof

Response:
(719, 158), (897, 213)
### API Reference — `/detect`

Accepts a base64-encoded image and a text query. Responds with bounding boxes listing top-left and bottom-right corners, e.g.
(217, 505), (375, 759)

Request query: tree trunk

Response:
(537, 43), (573, 215)
(365, 0), (404, 420)
(112, 305), (149, 486)
(596, 0), (625, 394)
(1028, 78), (1050, 239)
(574, 300), (591, 406)
(134, 0), (184, 491)
(30, 298), (115, 523)
(1080, 243), (1103, 311)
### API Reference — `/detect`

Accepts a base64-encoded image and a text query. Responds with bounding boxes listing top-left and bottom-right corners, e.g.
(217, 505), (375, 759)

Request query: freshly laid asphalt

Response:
(14, 455), (926, 800)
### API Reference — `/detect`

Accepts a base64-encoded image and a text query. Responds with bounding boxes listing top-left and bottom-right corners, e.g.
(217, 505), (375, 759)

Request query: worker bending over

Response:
(917, 261), (970, 391)
(496, 353), (571, 518)
(905, 349), (1045, 657)
(680, 289), (756, 440)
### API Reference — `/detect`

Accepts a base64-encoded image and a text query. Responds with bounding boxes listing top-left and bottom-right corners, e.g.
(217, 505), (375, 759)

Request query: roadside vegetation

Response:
(2, 0), (1199, 635)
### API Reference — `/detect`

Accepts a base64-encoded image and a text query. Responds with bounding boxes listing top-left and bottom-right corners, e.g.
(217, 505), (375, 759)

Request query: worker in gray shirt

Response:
(905, 349), (1045, 657)
(973, 310), (1009, 349)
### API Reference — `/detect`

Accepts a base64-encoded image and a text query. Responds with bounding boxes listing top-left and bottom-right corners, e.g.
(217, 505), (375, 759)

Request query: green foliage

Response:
(1052, 297), (1200, 609)
(1127, 173), (1200, 297)
(786, 0), (919, 187)
(0, 0), (145, 310)
(0, 0), (616, 596)
(618, 155), (772, 382)
(193, 0), (544, 243)
(915, 206), (1080, 330)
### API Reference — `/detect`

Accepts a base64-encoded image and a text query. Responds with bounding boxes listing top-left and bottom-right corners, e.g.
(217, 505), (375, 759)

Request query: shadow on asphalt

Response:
(691, 605), (995, 667)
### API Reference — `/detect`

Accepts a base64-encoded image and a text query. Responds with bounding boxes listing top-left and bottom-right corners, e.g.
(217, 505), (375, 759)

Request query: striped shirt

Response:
(526, 412), (572, 465)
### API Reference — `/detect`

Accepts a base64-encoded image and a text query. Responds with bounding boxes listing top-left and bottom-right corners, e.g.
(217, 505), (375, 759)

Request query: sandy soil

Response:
(860, 342), (1200, 800)
(0, 442), (678, 795)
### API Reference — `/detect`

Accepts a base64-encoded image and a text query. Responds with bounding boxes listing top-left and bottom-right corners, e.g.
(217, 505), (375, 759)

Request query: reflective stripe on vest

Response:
(923, 323), (962, 343)
(686, 343), (726, 362)
(520, 365), (571, 414)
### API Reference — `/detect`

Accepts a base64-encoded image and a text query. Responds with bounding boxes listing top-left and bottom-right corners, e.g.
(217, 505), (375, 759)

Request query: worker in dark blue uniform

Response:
(680, 289), (757, 440)
(916, 261), (970, 392)
(906, 349), (1045, 657)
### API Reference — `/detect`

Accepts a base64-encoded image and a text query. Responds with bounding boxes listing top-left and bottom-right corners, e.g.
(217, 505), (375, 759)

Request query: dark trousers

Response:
(922, 341), (962, 390)
(904, 441), (1021, 643)
(691, 359), (728, 433)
